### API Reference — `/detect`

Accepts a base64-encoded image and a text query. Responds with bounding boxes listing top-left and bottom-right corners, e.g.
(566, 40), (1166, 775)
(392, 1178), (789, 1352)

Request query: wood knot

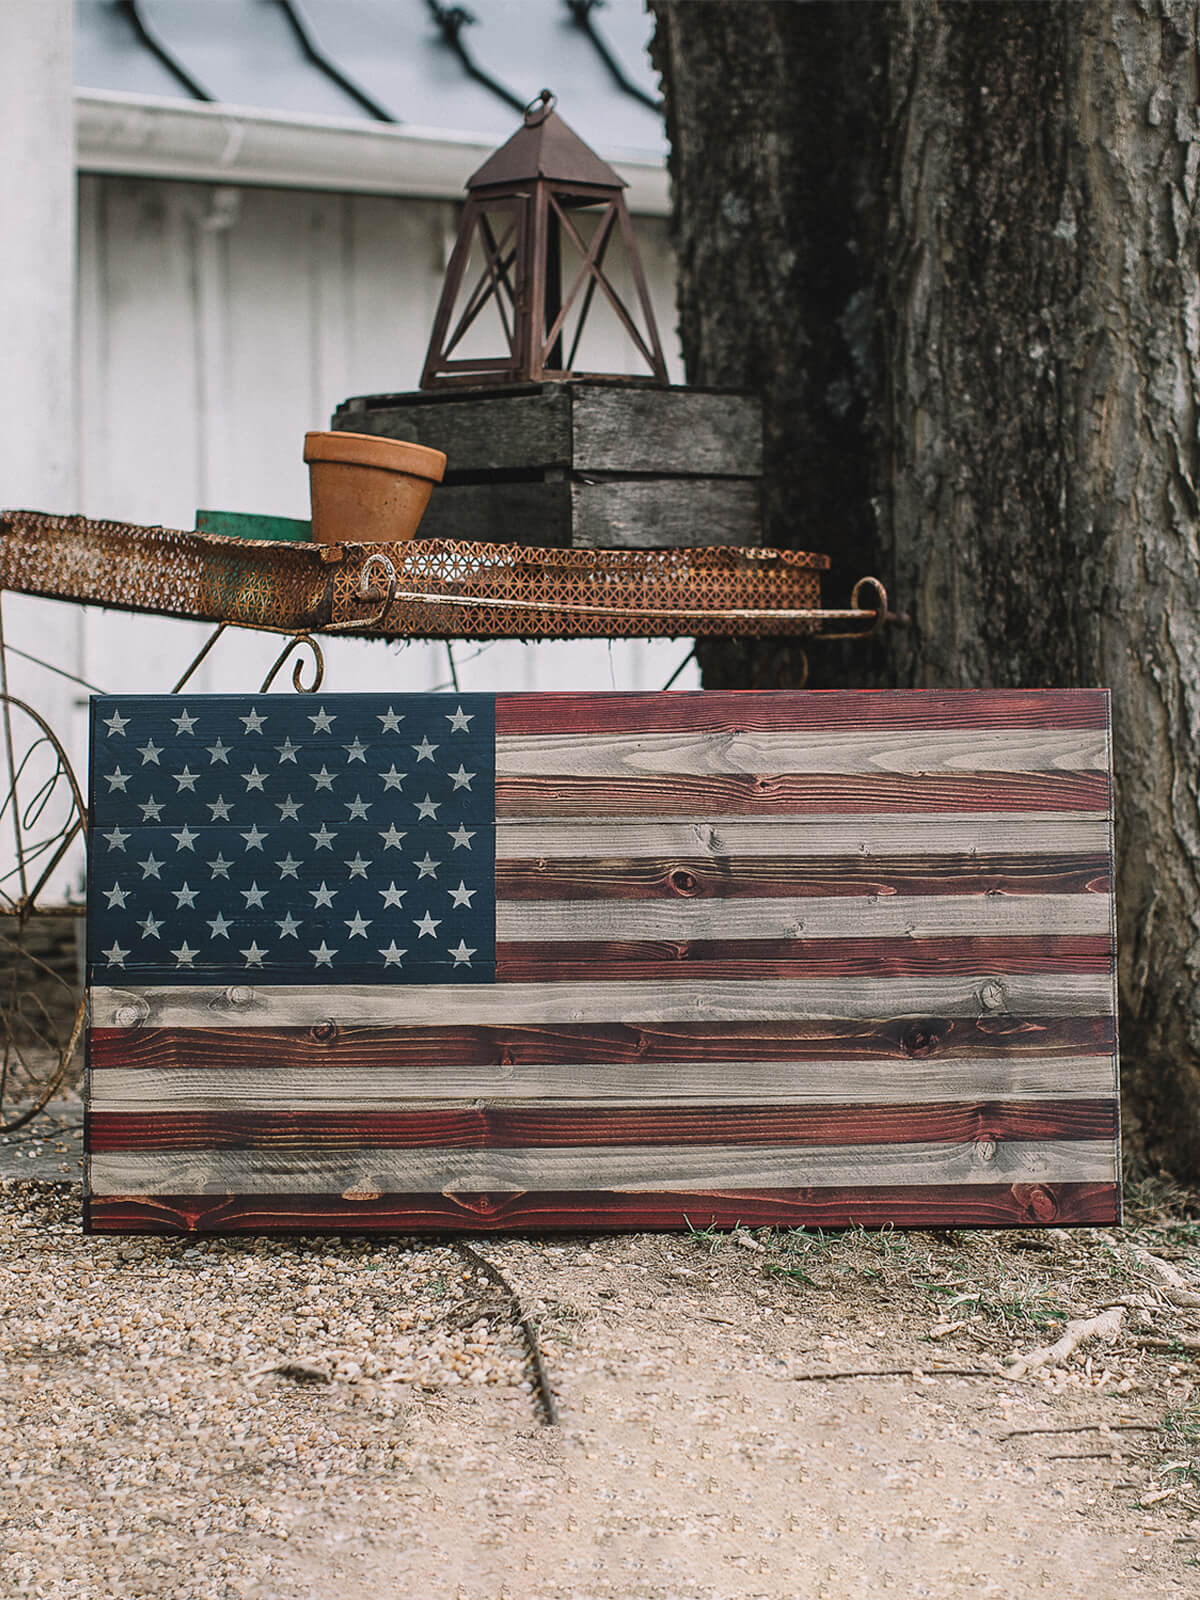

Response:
(114, 1000), (149, 1028)
(979, 980), (1007, 1012)
(669, 868), (700, 896)
(225, 986), (254, 1008)
(311, 1019), (338, 1043)
(976, 1137), (998, 1164)
(902, 1023), (941, 1057)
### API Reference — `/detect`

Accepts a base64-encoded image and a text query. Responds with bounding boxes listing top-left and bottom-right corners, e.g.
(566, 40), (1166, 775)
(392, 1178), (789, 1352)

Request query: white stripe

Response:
(495, 727), (1109, 778)
(88, 1139), (1118, 1196)
(496, 894), (1113, 942)
(90, 972), (1116, 1029)
(88, 1056), (1119, 1112)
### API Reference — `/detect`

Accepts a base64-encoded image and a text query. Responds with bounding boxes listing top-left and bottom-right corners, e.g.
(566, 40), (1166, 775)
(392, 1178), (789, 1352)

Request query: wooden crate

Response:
(83, 687), (1119, 1235)
(331, 381), (763, 548)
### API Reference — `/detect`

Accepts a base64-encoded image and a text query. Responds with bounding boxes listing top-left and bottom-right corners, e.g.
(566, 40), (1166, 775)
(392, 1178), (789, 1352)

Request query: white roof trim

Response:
(75, 89), (670, 216)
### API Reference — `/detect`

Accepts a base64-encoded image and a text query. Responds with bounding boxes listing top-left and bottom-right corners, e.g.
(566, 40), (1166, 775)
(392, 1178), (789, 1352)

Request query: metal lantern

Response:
(420, 90), (668, 388)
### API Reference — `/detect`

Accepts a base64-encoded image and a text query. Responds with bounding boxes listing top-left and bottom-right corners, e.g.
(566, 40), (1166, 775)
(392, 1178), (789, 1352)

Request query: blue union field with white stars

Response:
(88, 695), (496, 985)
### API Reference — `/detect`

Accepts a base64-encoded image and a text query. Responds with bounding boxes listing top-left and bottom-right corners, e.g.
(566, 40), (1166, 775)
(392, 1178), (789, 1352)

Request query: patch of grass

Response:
(684, 1218), (727, 1254)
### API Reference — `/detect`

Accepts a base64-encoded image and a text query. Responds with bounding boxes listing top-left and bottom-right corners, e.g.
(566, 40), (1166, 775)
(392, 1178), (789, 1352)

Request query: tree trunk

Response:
(651, 0), (1200, 1179)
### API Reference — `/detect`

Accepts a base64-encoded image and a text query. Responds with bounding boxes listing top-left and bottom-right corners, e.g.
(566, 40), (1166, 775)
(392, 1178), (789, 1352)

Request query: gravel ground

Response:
(2, 1176), (1199, 1599)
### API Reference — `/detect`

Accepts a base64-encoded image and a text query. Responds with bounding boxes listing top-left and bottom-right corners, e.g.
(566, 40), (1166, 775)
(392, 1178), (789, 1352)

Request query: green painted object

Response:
(195, 509), (311, 542)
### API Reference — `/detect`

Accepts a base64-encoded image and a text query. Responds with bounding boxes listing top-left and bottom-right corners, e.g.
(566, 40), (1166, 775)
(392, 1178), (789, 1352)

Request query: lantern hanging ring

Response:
(524, 88), (556, 125)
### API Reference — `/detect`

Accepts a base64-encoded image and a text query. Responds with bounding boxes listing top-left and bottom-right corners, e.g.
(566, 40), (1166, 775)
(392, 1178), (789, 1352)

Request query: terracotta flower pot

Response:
(303, 431), (446, 545)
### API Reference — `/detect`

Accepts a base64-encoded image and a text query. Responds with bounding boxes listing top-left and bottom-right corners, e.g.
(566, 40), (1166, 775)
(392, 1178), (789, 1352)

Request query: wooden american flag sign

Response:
(84, 689), (1119, 1233)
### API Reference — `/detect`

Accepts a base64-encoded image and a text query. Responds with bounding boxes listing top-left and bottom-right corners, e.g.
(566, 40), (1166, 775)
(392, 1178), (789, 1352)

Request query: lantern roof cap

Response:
(467, 90), (627, 191)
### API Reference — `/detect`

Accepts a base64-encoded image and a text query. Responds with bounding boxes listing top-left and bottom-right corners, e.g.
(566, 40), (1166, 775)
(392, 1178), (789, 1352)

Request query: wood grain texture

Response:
(494, 773), (1113, 818)
(495, 894), (1113, 940)
(90, 971), (1118, 1028)
(497, 852), (1114, 900)
(87, 1137), (1117, 1196)
(495, 690), (1112, 736)
(495, 726), (1108, 778)
(571, 386), (763, 475)
(84, 1181), (1122, 1233)
(494, 936), (1114, 983)
(570, 479), (762, 549)
(87, 1054), (1118, 1110)
(87, 1101), (1117, 1152)
(334, 389), (574, 473)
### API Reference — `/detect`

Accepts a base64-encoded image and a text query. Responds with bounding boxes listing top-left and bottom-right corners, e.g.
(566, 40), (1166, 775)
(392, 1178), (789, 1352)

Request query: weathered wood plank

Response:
(411, 480), (574, 548)
(87, 1100), (1117, 1151)
(495, 689), (1112, 736)
(494, 937), (1113, 983)
(569, 479), (762, 548)
(495, 726), (1108, 778)
(89, 972), (1118, 1029)
(494, 772), (1113, 818)
(572, 386), (763, 475)
(87, 1054), (1119, 1109)
(497, 853), (1113, 900)
(87, 1137), (1117, 1196)
(83, 1182), (1123, 1233)
(495, 894), (1113, 940)
(333, 388), (573, 473)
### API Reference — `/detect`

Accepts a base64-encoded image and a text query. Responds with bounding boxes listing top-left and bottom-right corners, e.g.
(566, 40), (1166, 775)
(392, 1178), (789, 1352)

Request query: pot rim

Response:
(303, 430), (446, 482)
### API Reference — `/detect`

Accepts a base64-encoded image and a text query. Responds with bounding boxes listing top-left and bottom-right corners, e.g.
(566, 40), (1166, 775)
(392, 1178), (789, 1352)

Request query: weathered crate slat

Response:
(84, 688), (1120, 1234)
(331, 381), (764, 548)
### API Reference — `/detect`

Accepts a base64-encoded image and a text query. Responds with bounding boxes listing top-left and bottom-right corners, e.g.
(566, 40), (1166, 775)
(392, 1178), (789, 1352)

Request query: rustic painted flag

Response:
(85, 689), (1120, 1234)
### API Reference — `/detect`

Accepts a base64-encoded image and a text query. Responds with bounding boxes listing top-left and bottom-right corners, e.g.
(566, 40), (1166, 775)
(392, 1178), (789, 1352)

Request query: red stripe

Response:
(496, 935), (1115, 983)
(86, 1100), (1117, 1152)
(496, 690), (1110, 736)
(495, 772), (1112, 817)
(87, 1016), (1116, 1071)
(85, 1181), (1121, 1233)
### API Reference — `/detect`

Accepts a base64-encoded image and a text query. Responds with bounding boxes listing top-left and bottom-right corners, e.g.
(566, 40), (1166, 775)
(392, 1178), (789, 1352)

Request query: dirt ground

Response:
(2, 1172), (1199, 1600)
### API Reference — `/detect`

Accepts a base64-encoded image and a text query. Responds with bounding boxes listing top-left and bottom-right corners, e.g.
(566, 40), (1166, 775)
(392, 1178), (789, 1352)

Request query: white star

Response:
(174, 766), (198, 792)
(240, 882), (267, 909)
(379, 823), (407, 849)
(449, 825), (475, 849)
(310, 941), (336, 967)
(276, 794), (302, 821)
(414, 911), (441, 939)
(415, 794), (441, 820)
(239, 709), (267, 735)
(276, 853), (301, 879)
(208, 853), (232, 879)
(345, 853), (371, 879)
(449, 880), (476, 909)
(207, 796), (233, 821)
(139, 797), (163, 822)
(104, 826), (129, 851)
(344, 911), (371, 938)
(378, 881), (406, 909)
(171, 709), (198, 736)
(379, 940), (407, 967)
(412, 737), (438, 763)
(446, 705), (474, 733)
(102, 709), (129, 736)
(106, 767), (129, 793)
(207, 912), (232, 939)
(171, 941), (198, 967)
(276, 911), (301, 939)
(242, 765), (266, 792)
(275, 738), (299, 764)
(241, 824), (267, 851)
(310, 881), (336, 909)
(240, 941), (267, 968)
(449, 940), (476, 966)
(137, 912), (162, 939)
(345, 794), (371, 821)
(310, 823), (336, 850)
(377, 706), (404, 733)
(138, 853), (163, 880)
(137, 740), (162, 766)
(207, 738), (231, 765)
(381, 764), (407, 791)
(308, 707), (336, 734)
(449, 765), (475, 791)
(103, 882), (127, 910)
(172, 825), (197, 851)
(416, 853), (440, 879)
(344, 738), (368, 763)
(312, 765), (336, 791)
(102, 941), (129, 967)
(173, 882), (198, 909)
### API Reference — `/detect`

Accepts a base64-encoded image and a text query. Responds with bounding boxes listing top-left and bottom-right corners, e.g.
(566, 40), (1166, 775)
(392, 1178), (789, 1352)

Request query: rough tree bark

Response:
(650, 1), (1200, 1179)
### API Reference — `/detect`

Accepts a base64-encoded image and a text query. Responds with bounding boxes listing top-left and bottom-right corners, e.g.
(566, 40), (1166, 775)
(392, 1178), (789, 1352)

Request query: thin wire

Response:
(661, 645), (696, 691)
(0, 643), (109, 696)
(445, 642), (461, 692)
